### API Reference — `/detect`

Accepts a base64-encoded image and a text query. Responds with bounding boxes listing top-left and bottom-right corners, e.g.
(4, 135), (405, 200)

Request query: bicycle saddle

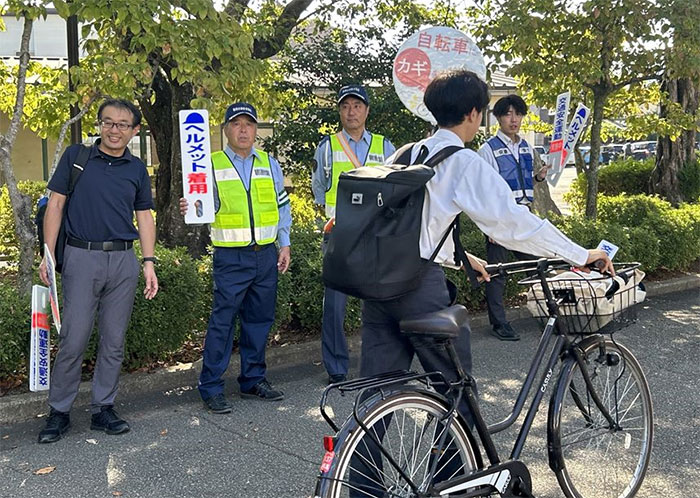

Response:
(400, 305), (468, 339)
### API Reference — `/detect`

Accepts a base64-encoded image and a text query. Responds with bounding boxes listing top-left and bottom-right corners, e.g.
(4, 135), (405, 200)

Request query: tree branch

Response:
(612, 74), (662, 91)
(48, 93), (102, 183)
(224, 0), (251, 19)
(252, 0), (315, 59)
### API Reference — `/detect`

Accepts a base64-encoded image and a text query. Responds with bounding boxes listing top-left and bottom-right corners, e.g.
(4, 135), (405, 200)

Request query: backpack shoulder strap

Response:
(68, 145), (90, 195)
(393, 142), (415, 165)
(424, 145), (464, 168)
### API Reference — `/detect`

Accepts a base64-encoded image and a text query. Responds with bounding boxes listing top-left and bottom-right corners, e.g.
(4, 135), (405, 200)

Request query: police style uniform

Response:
(47, 140), (153, 415)
(311, 86), (395, 380)
(477, 130), (544, 332)
(198, 104), (291, 401)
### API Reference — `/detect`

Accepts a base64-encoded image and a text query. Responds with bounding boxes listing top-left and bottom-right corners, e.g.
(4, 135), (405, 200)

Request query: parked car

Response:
(533, 145), (548, 164)
(630, 141), (657, 160)
(601, 144), (625, 164)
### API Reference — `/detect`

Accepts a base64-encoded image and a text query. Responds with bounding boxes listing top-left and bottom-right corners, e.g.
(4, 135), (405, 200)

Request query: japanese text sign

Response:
(547, 91), (570, 173)
(30, 285), (51, 392)
(561, 103), (590, 169)
(179, 110), (215, 224)
(44, 244), (61, 334)
(393, 27), (486, 124)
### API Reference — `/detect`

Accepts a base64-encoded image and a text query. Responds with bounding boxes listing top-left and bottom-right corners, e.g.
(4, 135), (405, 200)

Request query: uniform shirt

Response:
(311, 129), (396, 205)
(48, 141), (154, 242)
(385, 128), (589, 267)
(478, 129), (535, 205)
(213, 145), (291, 247)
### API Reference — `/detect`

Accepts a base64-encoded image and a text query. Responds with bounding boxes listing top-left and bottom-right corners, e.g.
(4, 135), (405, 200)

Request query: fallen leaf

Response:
(112, 492), (123, 497)
(2, 435), (9, 439)
(85, 439), (98, 445)
(312, 360), (322, 366)
(160, 429), (168, 436)
(33, 466), (56, 475)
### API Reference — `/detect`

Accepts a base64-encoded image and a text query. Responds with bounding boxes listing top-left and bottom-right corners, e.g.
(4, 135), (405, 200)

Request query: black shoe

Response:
(491, 324), (520, 341)
(203, 393), (233, 414)
(90, 406), (130, 435)
(241, 380), (284, 401)
(38, 409), (71, 444)
(328, 374), (347, 385)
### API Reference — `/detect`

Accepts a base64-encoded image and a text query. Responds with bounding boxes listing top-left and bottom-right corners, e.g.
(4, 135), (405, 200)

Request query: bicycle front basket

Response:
(523, 268), (645, 335)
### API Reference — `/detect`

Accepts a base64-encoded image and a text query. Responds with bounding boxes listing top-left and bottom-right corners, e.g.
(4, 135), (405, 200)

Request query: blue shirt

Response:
(311, 129), (395, 205)
(214, 145), (291, 247)
(48, 141), (154, 242)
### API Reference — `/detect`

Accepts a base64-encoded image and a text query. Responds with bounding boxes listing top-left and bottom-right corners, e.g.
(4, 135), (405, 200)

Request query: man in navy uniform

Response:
(181, 102), (291, 413)
(478, 95), (549, 341)
(38, 98), (158, 443)
(311, 85), (395, 384)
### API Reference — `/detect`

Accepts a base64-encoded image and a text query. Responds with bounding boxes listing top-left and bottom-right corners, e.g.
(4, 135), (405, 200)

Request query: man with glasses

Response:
(37, 98), (158, 443)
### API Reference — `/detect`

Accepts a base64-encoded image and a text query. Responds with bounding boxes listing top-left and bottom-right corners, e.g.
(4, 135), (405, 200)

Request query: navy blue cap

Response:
(337, 85), (369, 105)
(224, 102), (258, 123)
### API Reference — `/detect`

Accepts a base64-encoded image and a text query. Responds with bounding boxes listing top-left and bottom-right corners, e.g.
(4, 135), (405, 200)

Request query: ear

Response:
(467, 108), (480, 124)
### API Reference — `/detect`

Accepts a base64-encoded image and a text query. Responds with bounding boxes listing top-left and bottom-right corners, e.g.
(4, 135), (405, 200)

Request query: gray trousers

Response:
(48, 244), (140, 414)
(321, 232), (350, 376)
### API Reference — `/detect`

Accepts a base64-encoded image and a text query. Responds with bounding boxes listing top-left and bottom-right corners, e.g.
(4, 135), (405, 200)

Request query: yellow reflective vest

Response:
(325, 133), (386, 218)
(210, 149), (279, 247)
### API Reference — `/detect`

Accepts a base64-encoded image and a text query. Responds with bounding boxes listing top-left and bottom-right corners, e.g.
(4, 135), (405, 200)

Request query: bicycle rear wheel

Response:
(319, 390), (478, 498)
(549, 337), (653, 498)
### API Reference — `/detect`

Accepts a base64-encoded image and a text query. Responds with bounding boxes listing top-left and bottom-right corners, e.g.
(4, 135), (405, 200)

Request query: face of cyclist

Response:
(224, 115), (257, 156)
(497, 105), (524, 140)
(338, 96), (369, 135)
(98, 105), (139, 156)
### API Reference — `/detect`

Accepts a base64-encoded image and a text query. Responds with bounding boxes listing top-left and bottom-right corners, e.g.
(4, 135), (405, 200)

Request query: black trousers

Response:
(350, 263), (475, 496)
(485, 236), (536, 327)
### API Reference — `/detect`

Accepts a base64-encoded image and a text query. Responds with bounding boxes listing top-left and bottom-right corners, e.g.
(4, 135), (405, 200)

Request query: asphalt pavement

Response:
(1, 288), (698, 498)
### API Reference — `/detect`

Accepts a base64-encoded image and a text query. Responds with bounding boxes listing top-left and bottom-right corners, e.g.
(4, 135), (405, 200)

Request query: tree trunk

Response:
(531, 149), (561, 217)
(584, 91), (607, 219)
(0, 15), (35, 297)
(141, 77), (210, 256)
(650, 76), (698, 205)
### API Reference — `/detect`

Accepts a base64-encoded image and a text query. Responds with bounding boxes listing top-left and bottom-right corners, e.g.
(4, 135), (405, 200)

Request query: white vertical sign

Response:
(30, 285), (51, 392)
(560, 103), (590, 168)
(179, 110), (215, 224)
(547, 91), (571, 172)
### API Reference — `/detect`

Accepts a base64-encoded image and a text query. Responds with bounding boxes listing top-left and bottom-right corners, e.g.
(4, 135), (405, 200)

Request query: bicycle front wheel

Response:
(319, 390), (478, 498)
(549, 337), (653, 498)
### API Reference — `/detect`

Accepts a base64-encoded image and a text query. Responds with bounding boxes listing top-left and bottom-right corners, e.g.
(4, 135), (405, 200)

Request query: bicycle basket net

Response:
(525, 268), (646, 334)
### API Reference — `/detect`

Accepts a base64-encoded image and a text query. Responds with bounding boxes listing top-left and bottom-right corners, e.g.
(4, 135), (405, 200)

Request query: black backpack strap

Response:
(423, 145), (464, 168)
(427, 215), (480, 290)
(68, 145), (90, 195)
(394, 142), (415, 166)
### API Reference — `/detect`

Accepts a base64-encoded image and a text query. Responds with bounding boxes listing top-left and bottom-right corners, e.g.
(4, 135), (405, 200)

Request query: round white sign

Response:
(393, 27), (486, 124)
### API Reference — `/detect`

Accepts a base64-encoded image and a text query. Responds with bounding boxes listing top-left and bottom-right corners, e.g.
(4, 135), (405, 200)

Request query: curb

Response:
(2, 273), (698, 425)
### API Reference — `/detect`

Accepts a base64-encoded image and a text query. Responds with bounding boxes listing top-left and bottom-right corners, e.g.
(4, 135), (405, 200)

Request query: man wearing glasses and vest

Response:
(477, 95), (549, 341)
(311, 85), (395, 385)
(180, 102), (291, 413)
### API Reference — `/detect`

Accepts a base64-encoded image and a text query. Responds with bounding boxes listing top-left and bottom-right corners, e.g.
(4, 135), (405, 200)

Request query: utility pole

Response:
(66, 14), (81, 144)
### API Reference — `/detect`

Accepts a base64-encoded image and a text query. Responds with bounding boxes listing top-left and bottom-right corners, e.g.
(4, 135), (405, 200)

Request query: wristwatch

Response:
(142, 256), (158, 264)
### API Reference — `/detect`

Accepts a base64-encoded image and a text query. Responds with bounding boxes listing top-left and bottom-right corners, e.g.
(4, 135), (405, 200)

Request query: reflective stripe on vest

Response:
(210, 149), (279, 247)
(488, 136), (534, 204)
(325, 133), (386, 218)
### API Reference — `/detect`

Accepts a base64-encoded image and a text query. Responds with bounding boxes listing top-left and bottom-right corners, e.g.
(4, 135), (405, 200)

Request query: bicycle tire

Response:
(548, 337), (653, 498)
(317, 389), (478, 498)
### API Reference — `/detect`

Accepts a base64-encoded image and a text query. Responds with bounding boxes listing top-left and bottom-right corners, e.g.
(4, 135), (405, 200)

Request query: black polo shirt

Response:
(48, 141), (154, 242)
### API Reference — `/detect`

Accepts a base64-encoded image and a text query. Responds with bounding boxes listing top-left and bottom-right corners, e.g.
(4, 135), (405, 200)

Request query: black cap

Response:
(337, 85), (369, 106)
(224, 102), (258, 123)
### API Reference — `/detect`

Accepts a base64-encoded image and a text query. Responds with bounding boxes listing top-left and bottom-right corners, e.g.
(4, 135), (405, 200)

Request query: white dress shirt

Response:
(385, 128), (588, 268)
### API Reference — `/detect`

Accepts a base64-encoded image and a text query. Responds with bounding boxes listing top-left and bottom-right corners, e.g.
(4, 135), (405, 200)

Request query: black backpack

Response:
(36, 145), (90, 273)
(323, 143), (477, 301)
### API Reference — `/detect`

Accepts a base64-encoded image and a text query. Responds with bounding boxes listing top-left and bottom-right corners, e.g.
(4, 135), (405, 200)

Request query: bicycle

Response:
(313, 258), (653, 498)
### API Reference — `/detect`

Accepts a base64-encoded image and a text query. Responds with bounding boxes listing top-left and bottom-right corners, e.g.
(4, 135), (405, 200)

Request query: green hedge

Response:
(0, 181), (46, 259)
(0, 282), (31, 378)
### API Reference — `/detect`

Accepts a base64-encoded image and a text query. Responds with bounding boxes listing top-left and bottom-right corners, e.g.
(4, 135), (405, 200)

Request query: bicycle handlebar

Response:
(484, 258), (640, 280)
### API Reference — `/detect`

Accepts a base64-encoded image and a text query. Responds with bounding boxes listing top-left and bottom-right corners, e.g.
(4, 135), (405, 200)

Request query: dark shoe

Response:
(203, 393), (233, 414)
(491, 324), (520, 341)
(241, 380), (284, 401)
(328, 374), (347, 385)
(90, 406), (130, 435)
(38, 409), (71, 444)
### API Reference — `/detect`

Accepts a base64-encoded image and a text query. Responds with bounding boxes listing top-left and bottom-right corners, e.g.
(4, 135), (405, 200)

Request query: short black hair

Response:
(493, 95), (527, 117)
(97, 98), (142, 126)
(423, 70), (490, 127)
